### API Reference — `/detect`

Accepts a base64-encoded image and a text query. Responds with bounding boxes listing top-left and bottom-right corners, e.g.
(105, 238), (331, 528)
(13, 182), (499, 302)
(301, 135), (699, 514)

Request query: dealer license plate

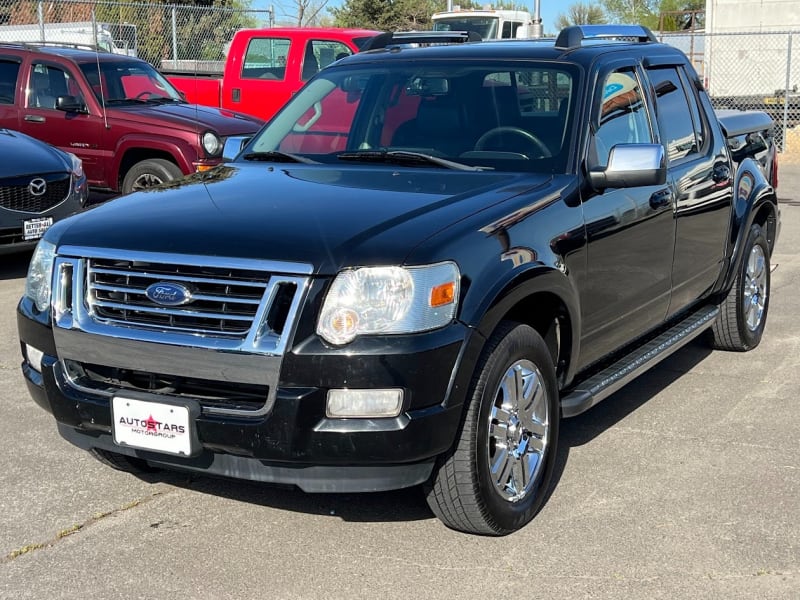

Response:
(23, 216), (53, 241)
(112, 396), (192, 456)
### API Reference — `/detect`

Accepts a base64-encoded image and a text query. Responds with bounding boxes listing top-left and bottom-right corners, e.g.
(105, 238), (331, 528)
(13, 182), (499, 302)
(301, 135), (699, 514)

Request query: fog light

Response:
(326, 389), (403, 418)
(25, 344), (44, 373)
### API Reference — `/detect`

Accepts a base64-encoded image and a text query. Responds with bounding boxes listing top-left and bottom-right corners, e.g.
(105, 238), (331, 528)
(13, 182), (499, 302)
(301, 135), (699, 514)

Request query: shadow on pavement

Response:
(153, 470), (435, 524)
(128, 339), (714, 527)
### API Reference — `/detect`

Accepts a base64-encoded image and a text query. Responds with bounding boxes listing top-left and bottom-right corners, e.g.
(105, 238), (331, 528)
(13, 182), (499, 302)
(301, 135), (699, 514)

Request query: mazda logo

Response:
(28, 178), (47, 197)
(145, 282), (193, 306)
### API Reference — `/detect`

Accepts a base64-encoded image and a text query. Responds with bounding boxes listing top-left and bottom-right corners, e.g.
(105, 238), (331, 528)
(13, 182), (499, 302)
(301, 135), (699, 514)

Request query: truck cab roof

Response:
(352, 25), (687, 64)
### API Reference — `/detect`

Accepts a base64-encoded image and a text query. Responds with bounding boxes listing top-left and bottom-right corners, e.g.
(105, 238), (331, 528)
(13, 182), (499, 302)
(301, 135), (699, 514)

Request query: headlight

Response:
(317, 262), (460, 345)
(24, 240), (56, 312)
(66, 151), (84, 179)
(202, 131), (222, 156)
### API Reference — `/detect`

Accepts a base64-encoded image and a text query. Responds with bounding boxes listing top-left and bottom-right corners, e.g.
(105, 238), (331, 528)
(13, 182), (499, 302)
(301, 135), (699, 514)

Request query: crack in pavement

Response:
(1, 490), (169, 563)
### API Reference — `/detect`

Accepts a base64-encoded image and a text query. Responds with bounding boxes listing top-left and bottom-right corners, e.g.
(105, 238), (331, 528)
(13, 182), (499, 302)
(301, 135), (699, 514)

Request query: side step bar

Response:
(560, 305), (719, 418)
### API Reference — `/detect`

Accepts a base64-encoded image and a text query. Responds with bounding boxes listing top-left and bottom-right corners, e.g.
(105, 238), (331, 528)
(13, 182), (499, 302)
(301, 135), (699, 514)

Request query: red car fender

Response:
(111, 134), (198, 186)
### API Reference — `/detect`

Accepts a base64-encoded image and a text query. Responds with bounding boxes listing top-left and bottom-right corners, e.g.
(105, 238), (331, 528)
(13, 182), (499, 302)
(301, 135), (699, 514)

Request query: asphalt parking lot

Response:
(1, 171), (798, 599)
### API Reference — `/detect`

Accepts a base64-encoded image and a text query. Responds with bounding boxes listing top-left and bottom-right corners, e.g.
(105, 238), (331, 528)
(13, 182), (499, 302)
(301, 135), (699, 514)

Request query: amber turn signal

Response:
(430, 282), (456, 307)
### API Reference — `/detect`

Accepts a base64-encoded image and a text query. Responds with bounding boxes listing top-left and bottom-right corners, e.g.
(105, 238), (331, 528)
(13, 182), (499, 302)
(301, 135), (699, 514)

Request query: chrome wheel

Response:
(426, 322), (559, 535)
(486, 359), (550, 502)
(744, 244), (767, 331)
(710, 224), (771, 352)
(131, 172), (166, 191)
(122, 159), (183, 195)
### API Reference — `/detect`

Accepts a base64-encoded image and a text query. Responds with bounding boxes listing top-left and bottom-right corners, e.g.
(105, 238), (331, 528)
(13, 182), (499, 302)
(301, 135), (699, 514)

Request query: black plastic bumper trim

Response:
(58, 423), (434, 493)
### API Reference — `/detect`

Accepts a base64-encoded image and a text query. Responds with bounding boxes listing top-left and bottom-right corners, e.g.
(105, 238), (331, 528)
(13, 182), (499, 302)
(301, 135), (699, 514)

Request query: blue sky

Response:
(252, 1), (563, 34)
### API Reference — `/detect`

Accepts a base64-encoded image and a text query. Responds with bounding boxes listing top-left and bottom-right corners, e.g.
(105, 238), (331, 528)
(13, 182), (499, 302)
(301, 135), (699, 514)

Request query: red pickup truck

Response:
(164, 27), (379, 121)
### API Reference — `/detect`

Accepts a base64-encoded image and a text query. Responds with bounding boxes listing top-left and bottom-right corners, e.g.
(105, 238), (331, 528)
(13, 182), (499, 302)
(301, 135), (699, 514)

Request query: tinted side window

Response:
(502, 21), (522, 39)
(302, 40), (353, 81)
(242, 38), (291, 81)
(29, 63), (82, 110)
(648, 67), (699, 163)
(591, 69), (652, 167)
(310, 40), (353, 70)
(678, 66), (706, 151)
(0, 60), (20, 104)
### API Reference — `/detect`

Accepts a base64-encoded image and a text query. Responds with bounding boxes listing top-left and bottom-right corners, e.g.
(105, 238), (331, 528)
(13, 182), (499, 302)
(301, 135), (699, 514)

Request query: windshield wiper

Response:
(337, 150), (490, 171)
(143, 97), (183, 104)
(241, 151), (320, 164)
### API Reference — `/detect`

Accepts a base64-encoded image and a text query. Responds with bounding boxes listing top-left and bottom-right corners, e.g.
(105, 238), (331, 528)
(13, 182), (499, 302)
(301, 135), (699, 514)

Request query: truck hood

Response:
(0, 129), (69, 178)
(52, 163), (553, 273)
(107, 102), (263, 135)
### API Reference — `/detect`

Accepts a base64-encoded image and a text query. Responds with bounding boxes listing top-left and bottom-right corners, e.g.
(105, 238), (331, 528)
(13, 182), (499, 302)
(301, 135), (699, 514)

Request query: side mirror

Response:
(222, 136), (252, 161)
(588, 143), (666, 191)
(56, 95), (86, 113)
(729, 132), (768, 163)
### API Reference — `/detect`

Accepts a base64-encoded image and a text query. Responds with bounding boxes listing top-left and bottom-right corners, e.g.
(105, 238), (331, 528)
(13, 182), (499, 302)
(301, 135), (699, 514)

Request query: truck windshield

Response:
(244, 61), (578, 174)
(432, 17), (499, 40)
(79, 61), (183, 104)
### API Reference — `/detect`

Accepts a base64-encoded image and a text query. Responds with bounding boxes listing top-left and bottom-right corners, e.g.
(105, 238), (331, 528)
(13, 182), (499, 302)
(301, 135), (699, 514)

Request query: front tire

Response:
(121, 158), (183, 194)
(711, 224), (770, 351)
(425, 322), (560, 535)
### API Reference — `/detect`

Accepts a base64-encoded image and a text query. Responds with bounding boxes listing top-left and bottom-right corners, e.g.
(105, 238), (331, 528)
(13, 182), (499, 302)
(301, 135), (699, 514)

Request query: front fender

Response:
(717, 156), (779, 294)
(111, 135), (197, 181)
(461, 264), (582, 388)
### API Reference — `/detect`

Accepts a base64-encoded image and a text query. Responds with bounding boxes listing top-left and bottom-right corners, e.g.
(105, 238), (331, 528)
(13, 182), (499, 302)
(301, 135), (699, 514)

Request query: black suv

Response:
(18, 26), (779, 535)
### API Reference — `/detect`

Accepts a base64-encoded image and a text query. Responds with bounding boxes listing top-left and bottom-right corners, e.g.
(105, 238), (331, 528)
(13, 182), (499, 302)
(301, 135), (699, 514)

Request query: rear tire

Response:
(425, 322), (560, 535)
(711, 224), (770, 351)
(121, 158), (183, 194)
(90, 448), (159, 474)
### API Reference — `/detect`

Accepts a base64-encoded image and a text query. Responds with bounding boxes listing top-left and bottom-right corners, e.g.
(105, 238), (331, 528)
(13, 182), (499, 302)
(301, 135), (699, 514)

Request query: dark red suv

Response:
(0, 44), (263, 194)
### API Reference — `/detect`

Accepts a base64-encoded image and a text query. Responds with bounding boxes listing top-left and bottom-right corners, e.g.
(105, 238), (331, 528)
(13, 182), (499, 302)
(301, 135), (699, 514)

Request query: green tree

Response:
(656, 0), (704, 31)
(331, 0), (440, 31)
(600, 0), (703, 30)
(600, 0), (658, 28)
(555, 3), (607, 29)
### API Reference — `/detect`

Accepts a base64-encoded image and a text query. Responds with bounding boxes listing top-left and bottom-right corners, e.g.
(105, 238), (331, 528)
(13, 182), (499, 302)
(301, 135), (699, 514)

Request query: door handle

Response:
(649, 188), (673, 210)
(24, 115), (45, 123)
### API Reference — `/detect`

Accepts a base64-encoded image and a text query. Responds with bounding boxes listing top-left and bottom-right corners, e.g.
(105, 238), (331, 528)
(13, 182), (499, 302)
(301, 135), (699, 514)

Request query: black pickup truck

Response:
(18, 26), (780, 535)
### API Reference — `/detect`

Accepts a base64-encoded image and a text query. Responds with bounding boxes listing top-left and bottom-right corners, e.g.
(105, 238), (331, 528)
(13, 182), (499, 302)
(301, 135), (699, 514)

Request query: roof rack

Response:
(0, 41), (110, 53)
(555, 25), (657, 50)
(363, 30), (482, 51)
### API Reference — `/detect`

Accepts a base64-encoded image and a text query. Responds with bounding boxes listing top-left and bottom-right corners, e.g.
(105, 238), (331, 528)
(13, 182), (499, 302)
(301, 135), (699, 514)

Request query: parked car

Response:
(0, 43), (263, 194)
(18, 26), (780, 535)
(163, 27), (379, 121)
(0, 128), (87, 253)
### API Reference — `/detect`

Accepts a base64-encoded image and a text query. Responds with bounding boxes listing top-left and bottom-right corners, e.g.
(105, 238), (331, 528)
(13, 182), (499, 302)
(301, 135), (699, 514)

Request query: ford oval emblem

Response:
(145, 282), (193, 306)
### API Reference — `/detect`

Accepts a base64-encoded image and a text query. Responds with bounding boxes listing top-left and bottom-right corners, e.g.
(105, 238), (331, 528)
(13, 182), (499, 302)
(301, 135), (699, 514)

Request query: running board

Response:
(560, 305), (719, 418)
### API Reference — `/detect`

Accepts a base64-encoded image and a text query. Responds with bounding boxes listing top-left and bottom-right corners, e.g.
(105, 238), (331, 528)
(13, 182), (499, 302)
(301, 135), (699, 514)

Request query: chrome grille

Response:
(0, 174), (70, 213)
(87, 256), (282, 338)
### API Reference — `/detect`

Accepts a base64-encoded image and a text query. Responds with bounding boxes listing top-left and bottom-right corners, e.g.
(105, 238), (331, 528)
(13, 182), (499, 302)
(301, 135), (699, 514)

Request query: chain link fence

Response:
(660, 30), (800, 155)
(2, 0), (800, 155)
(0, 0), (273, 69)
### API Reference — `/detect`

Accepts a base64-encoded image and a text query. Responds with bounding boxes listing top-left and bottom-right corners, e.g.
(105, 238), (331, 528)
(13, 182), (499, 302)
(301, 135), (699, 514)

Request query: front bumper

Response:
(0, 177), (88, 254)
(18, 299), (473, 493)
